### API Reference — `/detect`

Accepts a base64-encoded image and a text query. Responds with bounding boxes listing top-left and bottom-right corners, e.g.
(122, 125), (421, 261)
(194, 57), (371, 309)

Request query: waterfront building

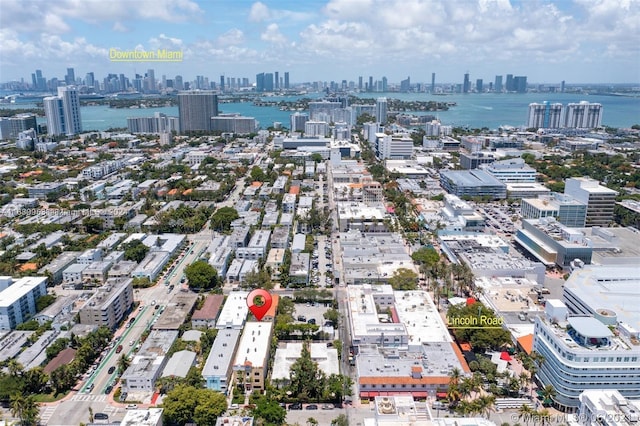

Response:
(177, 91), (218, 133)
(43, 86), (82, 136)
(376, 97), (388, 124)
(564, 101), (603, 129)
(527, 102), (564, 128)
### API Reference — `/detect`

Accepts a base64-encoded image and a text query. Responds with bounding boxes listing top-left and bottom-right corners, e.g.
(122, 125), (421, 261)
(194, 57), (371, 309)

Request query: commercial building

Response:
(515, 218), (594, 268)
(375, 133), (413, 160)
(564, 178), (618, 227)
(178, 91), (219, 133)
(439, 233), (545, 283)
(440, 194), (485, 232)
(43, 86), (82, 136)
(336, 202), (388, 232)
(233, 321), (273, 391)
(78, 278), (134, 329)
(202, 328), (241, 394)
(0, 276), (48, 330)
(505, 182), (551, 200)
(121, 330), (179, 392)
(577, 390), (640, 426)
(459, 152), (497, 170)
(347, 286), (468, 399)
(533, 300), (639, 411)
(479, 158), (537, 183)
(439, 170), (507, 200)
(521, 193), (587, 227)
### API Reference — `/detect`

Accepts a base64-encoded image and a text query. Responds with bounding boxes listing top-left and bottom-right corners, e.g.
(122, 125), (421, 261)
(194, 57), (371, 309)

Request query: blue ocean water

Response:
(4, 92), (639, 131)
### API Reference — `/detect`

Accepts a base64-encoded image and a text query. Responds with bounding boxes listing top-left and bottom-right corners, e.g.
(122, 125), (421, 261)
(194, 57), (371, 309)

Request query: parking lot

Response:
(293, 302), (331, 327)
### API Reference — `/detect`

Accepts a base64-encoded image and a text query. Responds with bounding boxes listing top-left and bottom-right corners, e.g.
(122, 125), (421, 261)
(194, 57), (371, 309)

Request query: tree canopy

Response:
(210, 207), (239, 232)
(122, 239), (150, 263)
(447, 301), (511, 352)
(388, 268), (419, 290)
(184, 260), (219, 290)
(162, 385), (227, 425)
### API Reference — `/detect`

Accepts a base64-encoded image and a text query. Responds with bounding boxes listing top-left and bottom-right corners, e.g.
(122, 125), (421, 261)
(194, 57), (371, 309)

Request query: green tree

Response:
(184, 260), (219, 290)
(121, 239), (150, 263)
(35, 294), (56, 312)
(411, 247), (440, 268)
(447, 301), (511, 352)
(210, 207), (239, 232)
(323, 308), (340, 326)
(332, 414), (349, 426)
(250, 166), (267, 182)
(388, 268), (419, 290)
(242, 268), (274, 290)
(82, 217), (104, 234)
(162, 385), (226, 425)
(288, 342), (326, 401)
(251, 394), (287, 426)
(10, 394), (40, 426)
(117, 354), (131, 374)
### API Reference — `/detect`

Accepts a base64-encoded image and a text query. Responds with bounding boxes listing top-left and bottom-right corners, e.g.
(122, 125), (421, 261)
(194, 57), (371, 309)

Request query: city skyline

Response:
(1, 0), (639, 85)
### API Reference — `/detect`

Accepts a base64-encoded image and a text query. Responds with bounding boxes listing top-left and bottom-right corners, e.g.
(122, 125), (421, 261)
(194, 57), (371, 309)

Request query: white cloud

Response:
(217, 29), (245, 46)
(249, 2), (271, 22)
(112, 22), (128, 33)
(261, 24), (287, 45)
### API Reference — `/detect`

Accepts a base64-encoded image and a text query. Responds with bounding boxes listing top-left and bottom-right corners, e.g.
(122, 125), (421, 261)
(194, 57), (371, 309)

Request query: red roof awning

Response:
(500, 351), (512, 361)
(466, 297), (477, 305)
(436, 392), (448, 398)
(361, 391), (379, 398)
(412, 392), (428, 397)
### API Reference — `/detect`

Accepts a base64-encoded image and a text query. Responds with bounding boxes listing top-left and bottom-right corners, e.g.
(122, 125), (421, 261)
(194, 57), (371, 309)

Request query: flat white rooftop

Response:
(234, 321), (273, 369)
(394, 291), (452, 343)
(216, 291), (249, 329)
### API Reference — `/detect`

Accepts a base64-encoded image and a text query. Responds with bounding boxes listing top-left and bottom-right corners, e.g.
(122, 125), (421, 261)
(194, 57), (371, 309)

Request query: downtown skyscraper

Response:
(43, 86), (82, 136)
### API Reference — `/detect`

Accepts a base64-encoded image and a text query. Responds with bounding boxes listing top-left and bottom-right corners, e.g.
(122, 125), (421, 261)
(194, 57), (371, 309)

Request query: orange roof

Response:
(19, 263), (38, 272)
(411, 366), (422, 373)
(349, 183), (363, 189)
(251, 181), (263, 187)
(517, 334), (534, 355)
(183, 188), (193, 195)
(265, 294), (279, 318)
(451, 342), (471, 373)
(459, 343), (472, 352)
(289, 186), (300, 195)
(360, 376), (449, 385)
(167, 188), (178, 195)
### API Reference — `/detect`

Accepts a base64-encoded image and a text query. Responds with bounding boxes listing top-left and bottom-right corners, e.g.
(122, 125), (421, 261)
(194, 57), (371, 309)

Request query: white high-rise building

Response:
(564, 177), (617, 227)
(43, 86), (82, 136)
(376, 97), (388, 125)
(527, 101), (563, 128)
(564, 101), (603, 129)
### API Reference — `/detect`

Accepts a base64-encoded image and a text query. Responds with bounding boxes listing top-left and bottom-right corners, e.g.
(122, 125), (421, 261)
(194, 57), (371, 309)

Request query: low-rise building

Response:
(202, 329), (241, 394)
(233, 321), (273, 392)
(440, 170), (507, 200)
(290, 253), (310, 286)
(38, 252), (80, 285)
(272, 342), (339, 385)
(161, 350), (196, 379)
(81, 261), (113, 285)
(191, 295), (224, 329)
(121, 330), (179, 392)
(216, 291), (249, 329)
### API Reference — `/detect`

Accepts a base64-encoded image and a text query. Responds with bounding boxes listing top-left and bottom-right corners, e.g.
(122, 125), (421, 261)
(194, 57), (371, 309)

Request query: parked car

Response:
(306, 404), (318, 410)
(322, 403), (334, 410)
(94, 413), (108, 420)
(126, 404), (138, 410)
(297, 315), (306, 322)
(288, 402), (302, 410)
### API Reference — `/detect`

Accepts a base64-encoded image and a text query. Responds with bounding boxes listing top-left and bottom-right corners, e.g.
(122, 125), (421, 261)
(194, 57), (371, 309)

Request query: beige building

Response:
(233, 322), (273, 392)
(79, 278), (134, 329)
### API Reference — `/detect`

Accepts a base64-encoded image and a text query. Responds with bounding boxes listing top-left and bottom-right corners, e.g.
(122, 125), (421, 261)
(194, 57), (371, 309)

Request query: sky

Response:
(0, 0), (639, 85)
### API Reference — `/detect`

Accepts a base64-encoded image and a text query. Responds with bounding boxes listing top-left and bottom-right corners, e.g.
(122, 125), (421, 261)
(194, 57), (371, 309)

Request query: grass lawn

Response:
(33, 392), (67, 403)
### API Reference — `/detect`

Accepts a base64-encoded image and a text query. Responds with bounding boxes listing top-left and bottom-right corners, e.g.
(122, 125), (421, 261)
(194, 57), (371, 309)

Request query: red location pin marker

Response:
(246, 289), (273, 321)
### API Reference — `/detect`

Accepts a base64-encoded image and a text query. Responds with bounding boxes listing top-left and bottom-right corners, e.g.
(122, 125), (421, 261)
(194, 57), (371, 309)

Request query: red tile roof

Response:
(44, 348), (76, 374)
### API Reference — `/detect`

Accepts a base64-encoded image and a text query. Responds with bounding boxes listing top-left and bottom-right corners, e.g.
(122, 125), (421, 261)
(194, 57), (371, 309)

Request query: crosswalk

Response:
(70, 394), (107, 402)
(39, 406), (57, 424)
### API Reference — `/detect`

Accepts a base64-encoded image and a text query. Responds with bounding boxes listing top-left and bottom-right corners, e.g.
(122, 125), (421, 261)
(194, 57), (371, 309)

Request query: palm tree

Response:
(540, 384), (556, 407)
(537, 408), (552, 426)
(7, 359), (24, 377)
(10, 394), (39, 426)
(478, 394), (496, 418)
(448, 367), (462, 387)
(518, 404), (534, 426)
(307, 417), (318, 426)
(117, 354), (131, 374)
